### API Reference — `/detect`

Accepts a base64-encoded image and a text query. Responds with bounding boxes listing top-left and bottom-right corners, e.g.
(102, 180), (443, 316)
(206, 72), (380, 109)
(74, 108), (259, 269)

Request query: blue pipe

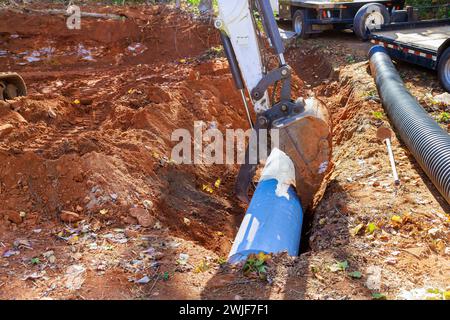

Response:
(228, 150), (303, 263)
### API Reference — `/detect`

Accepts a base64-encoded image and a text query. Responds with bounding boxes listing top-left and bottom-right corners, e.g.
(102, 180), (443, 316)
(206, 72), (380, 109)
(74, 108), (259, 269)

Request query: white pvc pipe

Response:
(385, 139), (400, 185)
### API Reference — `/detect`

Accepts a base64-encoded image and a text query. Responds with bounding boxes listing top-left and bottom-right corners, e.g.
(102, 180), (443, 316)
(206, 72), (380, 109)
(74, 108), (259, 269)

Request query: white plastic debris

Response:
(259, 148), (296, 200)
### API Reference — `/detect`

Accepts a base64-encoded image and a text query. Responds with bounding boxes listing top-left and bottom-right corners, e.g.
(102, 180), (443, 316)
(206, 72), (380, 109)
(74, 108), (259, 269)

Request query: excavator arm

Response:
(216, 0), (332, 210)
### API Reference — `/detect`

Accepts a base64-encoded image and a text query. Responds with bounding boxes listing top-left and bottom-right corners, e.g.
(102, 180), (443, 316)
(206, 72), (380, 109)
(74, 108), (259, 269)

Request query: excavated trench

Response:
(0, 4), (356, 260)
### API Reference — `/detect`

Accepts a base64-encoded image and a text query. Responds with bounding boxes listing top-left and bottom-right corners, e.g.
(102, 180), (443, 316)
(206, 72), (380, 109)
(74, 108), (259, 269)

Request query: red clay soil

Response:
(0, 4), (247, 256)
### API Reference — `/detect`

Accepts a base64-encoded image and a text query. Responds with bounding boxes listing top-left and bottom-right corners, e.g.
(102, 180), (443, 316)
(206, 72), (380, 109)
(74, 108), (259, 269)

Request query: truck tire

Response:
(354, 3), (390, 41)
(438, 47), (450, 93)
(292, 10), (309, 39)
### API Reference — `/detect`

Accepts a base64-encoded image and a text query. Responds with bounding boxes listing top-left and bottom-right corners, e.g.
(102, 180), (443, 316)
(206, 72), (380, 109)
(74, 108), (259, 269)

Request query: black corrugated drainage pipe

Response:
(369, 45), (450, 205)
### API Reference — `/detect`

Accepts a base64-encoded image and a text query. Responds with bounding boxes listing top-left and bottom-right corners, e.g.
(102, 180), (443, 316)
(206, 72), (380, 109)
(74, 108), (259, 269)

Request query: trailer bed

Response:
(281, 0), (393, 9)
(371, 25), (450, 52)
(369, 19), (450, 69)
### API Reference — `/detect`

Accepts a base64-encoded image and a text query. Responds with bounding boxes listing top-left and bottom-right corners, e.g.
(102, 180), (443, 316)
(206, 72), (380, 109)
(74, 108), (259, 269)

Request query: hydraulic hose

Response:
(369, 45), (450, 204)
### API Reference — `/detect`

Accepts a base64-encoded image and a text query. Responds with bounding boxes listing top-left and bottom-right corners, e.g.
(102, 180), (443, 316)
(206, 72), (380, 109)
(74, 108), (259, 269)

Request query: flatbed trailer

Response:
(274, 0), (406, 38)
(368, 19), (450, 92)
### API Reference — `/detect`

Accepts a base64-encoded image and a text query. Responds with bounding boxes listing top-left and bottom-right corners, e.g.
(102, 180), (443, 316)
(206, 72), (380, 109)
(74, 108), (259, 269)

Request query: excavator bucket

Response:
(235, 97), (332, 211)
(273, 97), (332, 211)
(0, 72), (27, 101)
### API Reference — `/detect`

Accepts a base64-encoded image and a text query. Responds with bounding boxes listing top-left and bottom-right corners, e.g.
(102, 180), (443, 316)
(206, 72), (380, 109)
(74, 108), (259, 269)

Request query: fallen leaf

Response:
(372, 293), (387, 300)
(67, 234), (79, 245)
(350, 223), (364, 236)
(257, 252), (271, 262)
(348, 271), (362, 279)
(329, 260), (348, 272)
(202, 184), (213, 193)
(391, 215), (402, 224)
(214, 178), (221, 188)
(194, 259), (210, 273)
(444, 291), (450, 300)
(366, 222), (378, 234)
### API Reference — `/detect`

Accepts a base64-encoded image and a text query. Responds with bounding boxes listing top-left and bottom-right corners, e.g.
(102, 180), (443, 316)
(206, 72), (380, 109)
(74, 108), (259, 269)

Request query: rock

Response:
(124, 229), (139, 238)
(129, 207), (154, 227)
(60, 210), (81, 223)
(143, 199), (153, 210)
(0, 123), (14, 138)
(122, 215), (138, 225)
(445, 247), (450, 256)
(48, 108), (57, 119)
(433, 92), (450, 106)
(72, 252), (83, 261)
(384, 257), (397, 265)
(136, 275), (150, 284)
(65, 264), (86, 290)
(43, 250), (56, 264)
(365, 266), (382, 291)
(428, 228), (442, 239)
(3, 210), (22, 224)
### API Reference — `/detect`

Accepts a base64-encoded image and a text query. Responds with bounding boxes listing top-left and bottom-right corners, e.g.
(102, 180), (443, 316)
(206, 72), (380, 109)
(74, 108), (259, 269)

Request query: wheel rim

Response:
(294, 15), (303, 34)
(364, 11), (384, 30)
(444, 58), (450, 87)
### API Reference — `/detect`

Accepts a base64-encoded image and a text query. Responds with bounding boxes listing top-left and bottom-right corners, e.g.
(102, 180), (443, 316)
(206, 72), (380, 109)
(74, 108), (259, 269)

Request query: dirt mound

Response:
(0, 5), (218, 71)
(0, 7), (247, 254)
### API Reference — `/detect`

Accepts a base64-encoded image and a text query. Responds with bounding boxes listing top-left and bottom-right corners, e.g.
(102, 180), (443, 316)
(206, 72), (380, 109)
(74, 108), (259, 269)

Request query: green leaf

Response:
(372, 293), (387, 300)
(329, 260), (348, 272)
(438, 112), (450, 123)
(257, 265), (267, 273)
(348, 271), (362, 279)
(366, 222), (378, 234)
(30, 257), (40, 265)
(372, 111), (384, 120)
(254, 260), (264, 267)
(162, 272), (170, 281)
